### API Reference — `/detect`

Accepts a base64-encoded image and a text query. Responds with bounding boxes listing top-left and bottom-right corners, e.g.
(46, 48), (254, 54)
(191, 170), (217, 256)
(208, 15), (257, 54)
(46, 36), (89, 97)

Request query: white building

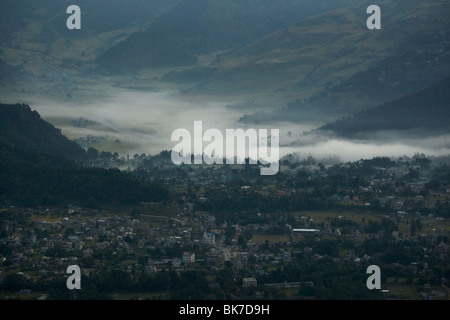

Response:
(182, 251), (195, 264)
(203, 232), (215, 245)
(292, 229), (320, 237)
(242, 277), (257, 287)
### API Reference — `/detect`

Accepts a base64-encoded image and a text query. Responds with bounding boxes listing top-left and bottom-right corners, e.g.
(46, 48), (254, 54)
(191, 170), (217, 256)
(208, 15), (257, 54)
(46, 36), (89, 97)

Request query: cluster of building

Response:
(1, 155), (449, 299)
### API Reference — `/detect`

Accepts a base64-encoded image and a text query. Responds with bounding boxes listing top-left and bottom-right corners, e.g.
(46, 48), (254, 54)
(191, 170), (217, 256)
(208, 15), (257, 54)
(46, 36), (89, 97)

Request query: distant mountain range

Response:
(238, 30), (450, 124)
(222, 0), (450, 121)
(317, 76), (450, 138)
(0, 0), (449, 127)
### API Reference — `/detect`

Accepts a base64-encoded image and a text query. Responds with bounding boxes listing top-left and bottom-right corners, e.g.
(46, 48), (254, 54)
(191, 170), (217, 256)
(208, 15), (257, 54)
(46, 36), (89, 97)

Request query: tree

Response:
(415, 219), (423, 232)
(3, 273), (27, 291)
(315, 239), (339, 257)
(410, 220), (417, 236)
(86, 147), (100, 159)
(238, 235), (247, 249)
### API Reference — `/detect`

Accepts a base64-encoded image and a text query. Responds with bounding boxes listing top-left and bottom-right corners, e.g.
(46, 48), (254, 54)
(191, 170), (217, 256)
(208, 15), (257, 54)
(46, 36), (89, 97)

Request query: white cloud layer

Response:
(7, 83), (450, 162)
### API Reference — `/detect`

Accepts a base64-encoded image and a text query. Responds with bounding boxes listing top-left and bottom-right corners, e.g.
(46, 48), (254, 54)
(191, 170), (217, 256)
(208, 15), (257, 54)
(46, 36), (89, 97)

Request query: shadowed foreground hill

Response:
(0, 141), (171, 207)
(0, 103), (171, 207)
(0, 103), (86, 160)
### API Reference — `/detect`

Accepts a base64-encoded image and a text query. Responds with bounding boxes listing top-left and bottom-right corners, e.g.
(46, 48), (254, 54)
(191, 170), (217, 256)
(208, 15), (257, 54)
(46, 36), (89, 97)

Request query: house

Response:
(242, 277), (257, 287)
(182, 251), (195, 264)
(292, 229), (320, 237)
(203, 232), (215, 245)
(393, 202), (404, 210)
(145, 265), (157, 274)
(82, 248), (93, 257)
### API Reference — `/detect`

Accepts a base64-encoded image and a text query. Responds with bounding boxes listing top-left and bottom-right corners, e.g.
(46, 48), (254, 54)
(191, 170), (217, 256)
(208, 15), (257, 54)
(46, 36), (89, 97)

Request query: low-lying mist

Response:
(6, 82), (450, 163)
(287, 130), (450, 163)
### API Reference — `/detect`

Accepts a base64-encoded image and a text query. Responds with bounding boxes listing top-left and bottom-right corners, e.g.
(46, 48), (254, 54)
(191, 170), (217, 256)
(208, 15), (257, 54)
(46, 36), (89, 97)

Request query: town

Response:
(1, 152), (449, 300)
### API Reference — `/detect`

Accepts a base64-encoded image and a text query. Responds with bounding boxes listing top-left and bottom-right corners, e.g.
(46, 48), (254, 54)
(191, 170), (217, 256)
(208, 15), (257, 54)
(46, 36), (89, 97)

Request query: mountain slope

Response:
(318, 76), (450, 138)
(240, 28), (450, 124)
(0, 0), (182, 82)
(96, 0), (357, 73)
(0, 0), (181, 44)
(162, 0), (450, 113)
(0, 103), (85, 160)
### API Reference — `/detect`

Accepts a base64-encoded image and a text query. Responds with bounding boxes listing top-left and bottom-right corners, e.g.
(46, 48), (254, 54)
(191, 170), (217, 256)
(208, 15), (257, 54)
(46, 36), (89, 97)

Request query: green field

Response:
(289, 210), (385, 224)
(251, 234), (291, 244)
